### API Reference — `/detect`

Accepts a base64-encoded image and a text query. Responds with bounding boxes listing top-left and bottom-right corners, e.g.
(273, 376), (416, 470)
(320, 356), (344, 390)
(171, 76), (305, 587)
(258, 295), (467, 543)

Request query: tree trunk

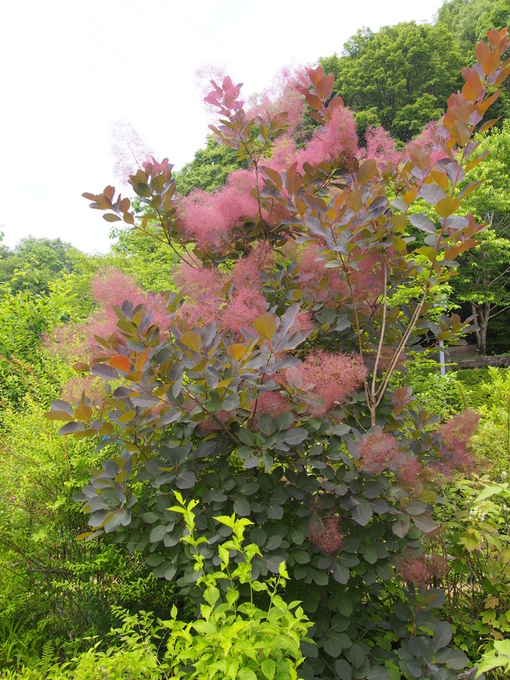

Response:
(476, 302), (491, 356)
(472, 303), (481, 352)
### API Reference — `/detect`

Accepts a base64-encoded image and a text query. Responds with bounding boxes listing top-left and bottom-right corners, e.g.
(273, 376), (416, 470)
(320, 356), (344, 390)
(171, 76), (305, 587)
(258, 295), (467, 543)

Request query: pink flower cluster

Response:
(48, 270), (171, 361)
(364, 126), (401, 166)
(246, 66), (308, 141)
(264, 105), (358, 175)
(174, 244), (273, 335)
(358, 428), (425, 494)
(435, 409), (481, 477)
(397, 551), (448, 585)
(358, 428), (404, 474)
(290, 350), (365, 415)
(179, 170), (260, 251)
(309, 512), (344, 555)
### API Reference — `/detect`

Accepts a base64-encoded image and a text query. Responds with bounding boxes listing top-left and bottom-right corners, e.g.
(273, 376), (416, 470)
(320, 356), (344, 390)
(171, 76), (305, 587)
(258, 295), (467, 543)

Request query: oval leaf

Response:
(109, 354), (131, 372)
(59, 422), (86, 436)
(435, 197), (461, 219)
(253, 314), (277, 341)
(180, 331), (202, 352)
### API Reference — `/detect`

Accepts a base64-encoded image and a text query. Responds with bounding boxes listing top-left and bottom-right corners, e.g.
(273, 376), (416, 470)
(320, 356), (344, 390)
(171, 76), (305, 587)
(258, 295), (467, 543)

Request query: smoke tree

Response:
(47, 30), (510, 679)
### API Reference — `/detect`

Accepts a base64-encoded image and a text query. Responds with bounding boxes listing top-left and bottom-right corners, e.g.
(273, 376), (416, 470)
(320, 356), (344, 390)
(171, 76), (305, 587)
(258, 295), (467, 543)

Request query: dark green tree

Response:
(320, 22), (465, 142)
(0, 237), (76, 296)
(452, 227), (510, 355)
(437, 0), (510, 121)
(437, 0), (510, 51)
(453, 120), (510, 354)
(174, 135), (245, 195)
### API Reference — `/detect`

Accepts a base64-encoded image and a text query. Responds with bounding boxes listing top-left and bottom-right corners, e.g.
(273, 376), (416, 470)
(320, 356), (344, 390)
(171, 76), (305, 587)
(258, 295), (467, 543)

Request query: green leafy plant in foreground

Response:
(435, 479), (510, 650)
(2, 495), (312, 679)
(161, 491), (313, 679)
(476, 639), (510, 677)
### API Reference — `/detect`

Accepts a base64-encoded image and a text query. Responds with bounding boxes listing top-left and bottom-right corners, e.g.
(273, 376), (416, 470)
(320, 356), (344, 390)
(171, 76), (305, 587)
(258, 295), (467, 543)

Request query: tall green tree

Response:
(452, 228), (510, 354)
(174, 135), (244, 196)
(320, 22), (465, 142)
(0, 237), (76, 296)
(437, 0), (510, 121)
(452, 120), (510, 354)
(437, 0), (510, 52)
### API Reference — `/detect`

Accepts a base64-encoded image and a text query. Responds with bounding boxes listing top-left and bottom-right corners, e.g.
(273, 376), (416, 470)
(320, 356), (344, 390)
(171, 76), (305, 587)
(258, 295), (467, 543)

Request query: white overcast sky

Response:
(1, 0), (445, 254)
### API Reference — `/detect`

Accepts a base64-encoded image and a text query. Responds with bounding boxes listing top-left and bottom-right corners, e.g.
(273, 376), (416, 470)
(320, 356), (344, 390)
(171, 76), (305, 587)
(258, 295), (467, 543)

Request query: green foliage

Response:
(108, 224), (180, 294)
(448, 120), (510, 354)
(0, 353), (179, 672)
(174, 135), (245, 196)
(162, 492), (312, 679)
(476, 639), (510, 677)
(393, 351), (462, 420)
(461, 120), (510, 219)
(4, 499), (312, 679)
(320, 22), (465, 142)
(432, 478), (510, 659)
(437, 0), (510, 52)
(464, 368), (510, 472)
(449, 229), (510, 355)
(0, 237), (76, 297)
(437, 0), (510, 122)
(0, 246), (102, 405)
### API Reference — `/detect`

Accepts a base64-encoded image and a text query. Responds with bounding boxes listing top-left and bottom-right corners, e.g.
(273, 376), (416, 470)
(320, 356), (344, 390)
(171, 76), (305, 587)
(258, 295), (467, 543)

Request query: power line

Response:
(62, 2), (148, 61)
(213, 0), (258, 42)
(0, 51), (117, 117)
(162, 0), (232, 58)
(119, 0), (195, 56)
(39, 0), (160, 84)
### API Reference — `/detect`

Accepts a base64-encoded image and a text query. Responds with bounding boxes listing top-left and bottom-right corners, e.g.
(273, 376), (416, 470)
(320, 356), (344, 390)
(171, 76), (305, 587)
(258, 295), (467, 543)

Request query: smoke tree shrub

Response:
(47, 30), (510, 679)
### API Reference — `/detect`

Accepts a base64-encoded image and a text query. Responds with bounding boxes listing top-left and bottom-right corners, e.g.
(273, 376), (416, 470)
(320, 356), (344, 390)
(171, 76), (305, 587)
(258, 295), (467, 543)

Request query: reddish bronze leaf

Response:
(483, 51), (500, 77)
(357, 159), (377, 185)
(462, 75), (483, 102)
(315, 74), (335, 101)
(409, 146), (430, 171)
(465, 150), (490, 172)
(479, 117), (502, 135)
(487, 29), (502, 48)
(304, 91), (323, 112)
(478, 89), (502, 115)
(109, 354), (131, 373)
(475, 41), (490, 64)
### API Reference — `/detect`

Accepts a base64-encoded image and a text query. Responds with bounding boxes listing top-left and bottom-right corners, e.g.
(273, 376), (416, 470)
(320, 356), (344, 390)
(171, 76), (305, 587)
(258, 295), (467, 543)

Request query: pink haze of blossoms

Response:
(49, 270), (171, 362)
(284, 349), (366, 415)
(174, 243), (273, 334)
(175, 73), (360, 253)
(397, 551), (448, 585)
(435, 409), (481, 476)
(309, 513), (344, 555)
(362, 126), (402, 166)
(358, 411), (481, 490)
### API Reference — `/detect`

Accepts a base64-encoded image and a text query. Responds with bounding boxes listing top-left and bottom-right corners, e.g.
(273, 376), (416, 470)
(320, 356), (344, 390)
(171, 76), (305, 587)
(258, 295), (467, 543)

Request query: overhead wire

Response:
(59, 2), (148, 60)
(119, 0), (195, 56)
(0, 51), (118, 116)
(39, 0), (160, 85)
(161, 0), (233, 58)
(212, 0), (258, 42)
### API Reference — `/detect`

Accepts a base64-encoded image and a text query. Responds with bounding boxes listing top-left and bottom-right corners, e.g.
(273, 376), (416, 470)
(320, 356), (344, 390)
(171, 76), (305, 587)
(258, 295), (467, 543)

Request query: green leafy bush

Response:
(431, 478), (510, 658)
(456, 368), (510, 473)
